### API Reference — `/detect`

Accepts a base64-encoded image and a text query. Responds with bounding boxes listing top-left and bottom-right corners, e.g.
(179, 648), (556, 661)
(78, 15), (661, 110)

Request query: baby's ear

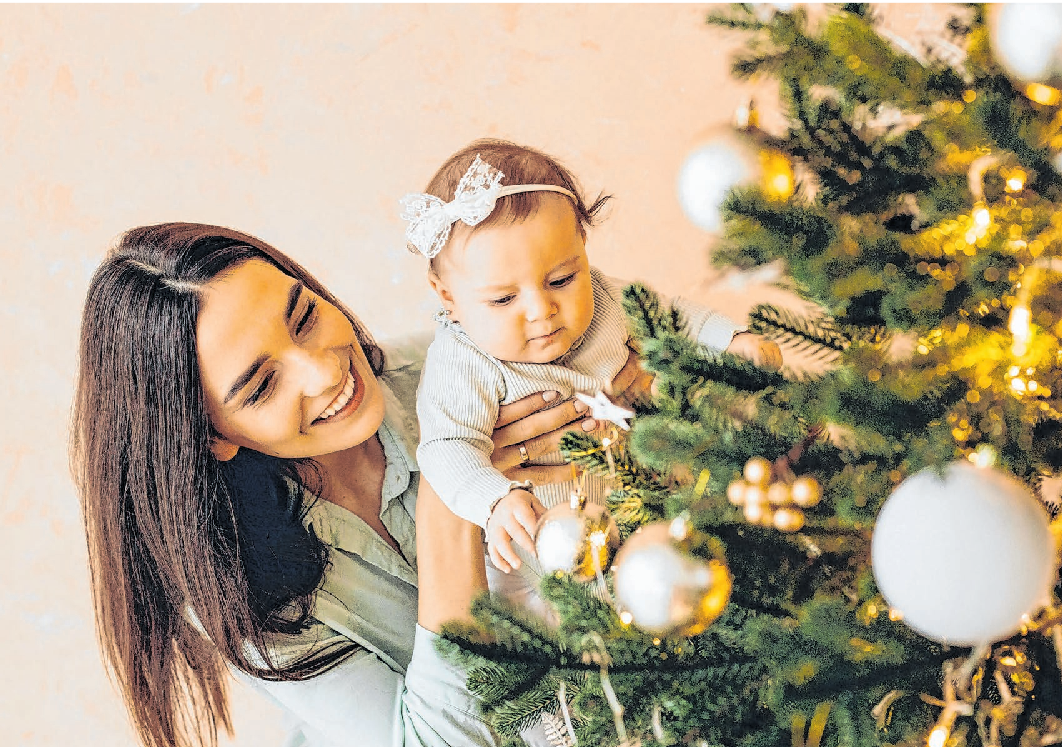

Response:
(427, 268), (455, 311)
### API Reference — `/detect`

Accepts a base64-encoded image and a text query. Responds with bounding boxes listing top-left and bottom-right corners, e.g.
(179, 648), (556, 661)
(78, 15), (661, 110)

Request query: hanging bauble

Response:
(677, 130), (794, 233)
(534, 495), (620, 583)
(871, 461), (1057, 646)
(989, 4), (1062, 90)
(613, 518), (732, 636)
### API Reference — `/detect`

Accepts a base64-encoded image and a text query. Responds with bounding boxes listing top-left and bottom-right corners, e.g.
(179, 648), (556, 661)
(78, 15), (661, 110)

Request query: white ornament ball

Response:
(613, 521), (732, 636)
(677, 136), (759, 233)
(871, 462), (1057, 646)
(534, 499), (620, 582)
(989, 3), (1062, 85)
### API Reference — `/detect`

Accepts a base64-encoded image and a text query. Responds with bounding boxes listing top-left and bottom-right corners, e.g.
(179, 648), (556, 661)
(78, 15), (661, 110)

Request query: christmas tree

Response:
(438, 6), (1062, 747)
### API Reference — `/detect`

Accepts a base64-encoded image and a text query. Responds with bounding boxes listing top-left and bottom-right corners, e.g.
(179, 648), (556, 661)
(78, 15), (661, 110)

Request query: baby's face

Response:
(434, 195), (595, 364)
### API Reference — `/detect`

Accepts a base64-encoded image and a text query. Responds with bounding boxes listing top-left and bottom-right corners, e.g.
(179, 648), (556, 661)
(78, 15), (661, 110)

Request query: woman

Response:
(70, 223), (646, 747)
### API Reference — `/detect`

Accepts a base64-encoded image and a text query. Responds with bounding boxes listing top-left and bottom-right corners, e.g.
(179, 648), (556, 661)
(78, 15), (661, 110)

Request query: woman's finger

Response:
(605, 348), (641, 397)
(495, 390), (562, 430)
(492, 397), (592, 451)
(501, 463), (580, 485)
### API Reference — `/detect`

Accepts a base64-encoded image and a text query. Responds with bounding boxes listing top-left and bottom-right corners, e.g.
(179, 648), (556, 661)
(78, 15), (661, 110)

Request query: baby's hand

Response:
(726, 332), (783, 370)
(486, 488), (546, 573)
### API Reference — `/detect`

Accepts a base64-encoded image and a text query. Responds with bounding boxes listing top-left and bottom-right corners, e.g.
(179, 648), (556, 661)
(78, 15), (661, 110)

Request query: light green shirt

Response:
(235, 336), (501, 747)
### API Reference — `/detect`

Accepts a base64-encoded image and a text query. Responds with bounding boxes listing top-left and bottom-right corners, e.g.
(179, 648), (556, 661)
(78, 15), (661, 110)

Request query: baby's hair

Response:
(420, 138), (611, 271)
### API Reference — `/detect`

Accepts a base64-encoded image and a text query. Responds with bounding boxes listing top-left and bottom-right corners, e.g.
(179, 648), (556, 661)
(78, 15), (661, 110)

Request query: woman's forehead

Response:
(196, 260), (295, 377)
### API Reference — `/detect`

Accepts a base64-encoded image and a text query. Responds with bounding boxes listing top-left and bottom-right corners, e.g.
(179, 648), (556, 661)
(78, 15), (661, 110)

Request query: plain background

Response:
(0, 4), (951, 745)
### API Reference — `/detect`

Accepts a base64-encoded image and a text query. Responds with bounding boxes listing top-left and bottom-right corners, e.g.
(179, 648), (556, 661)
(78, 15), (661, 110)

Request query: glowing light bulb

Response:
(620, 610), (633, 625)
(928, 725), (950, 747)
(1026, 82), (1062, 106)
(973, 207), (991, 227)
(1010, 304), (1031, 338)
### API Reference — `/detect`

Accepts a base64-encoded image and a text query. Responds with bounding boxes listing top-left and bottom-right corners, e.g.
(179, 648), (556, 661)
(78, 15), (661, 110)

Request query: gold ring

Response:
(519, 444), (530, 466)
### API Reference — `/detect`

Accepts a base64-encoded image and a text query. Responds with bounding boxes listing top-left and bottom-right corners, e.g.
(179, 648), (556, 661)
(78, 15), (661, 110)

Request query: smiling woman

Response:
(69, 222), (615, 747)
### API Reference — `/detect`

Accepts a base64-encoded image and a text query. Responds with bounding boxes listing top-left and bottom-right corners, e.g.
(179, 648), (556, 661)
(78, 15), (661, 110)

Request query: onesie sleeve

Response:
(602, 272), (746, 353)
(415, 334), (522, 529)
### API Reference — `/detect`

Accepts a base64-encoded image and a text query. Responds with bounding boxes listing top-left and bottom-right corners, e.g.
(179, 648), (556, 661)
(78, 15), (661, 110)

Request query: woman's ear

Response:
(210, 436), (240, 462)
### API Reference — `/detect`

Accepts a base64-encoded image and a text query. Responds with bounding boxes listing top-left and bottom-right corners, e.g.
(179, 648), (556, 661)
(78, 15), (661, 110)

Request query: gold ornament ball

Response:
(726, 480), (747, 505)
(791, 477), (822, 508)
(743, 495), (768, 524)
(773, 507), (806, 533)
(767, 481), (792, 506)
(613, 522), (732, 636)
(743, 457), (772, 486)
(534, 499), (620, 582)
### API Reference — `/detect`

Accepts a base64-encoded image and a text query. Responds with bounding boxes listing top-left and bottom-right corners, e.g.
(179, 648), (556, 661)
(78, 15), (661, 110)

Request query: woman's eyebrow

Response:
(224, 354), (268, 405)
(222, 280), (304, 406)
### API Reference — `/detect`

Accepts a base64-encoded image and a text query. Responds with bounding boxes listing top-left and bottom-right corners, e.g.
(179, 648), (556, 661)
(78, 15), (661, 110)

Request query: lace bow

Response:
(399, 154), (576, 259)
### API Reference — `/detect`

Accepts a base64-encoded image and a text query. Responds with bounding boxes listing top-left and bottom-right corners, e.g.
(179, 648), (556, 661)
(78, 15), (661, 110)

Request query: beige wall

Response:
(0, 4), (942, 745)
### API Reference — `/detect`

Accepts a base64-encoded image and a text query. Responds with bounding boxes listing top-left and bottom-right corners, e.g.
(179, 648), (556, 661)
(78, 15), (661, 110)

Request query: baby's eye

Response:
(549, 273), (577, 288)
(488, 295), (516, 307)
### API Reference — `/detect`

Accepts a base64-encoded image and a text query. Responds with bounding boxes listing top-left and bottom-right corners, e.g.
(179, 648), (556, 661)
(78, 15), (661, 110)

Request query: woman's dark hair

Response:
(69, 223), (384, 747)
(419, 138), (612, 272)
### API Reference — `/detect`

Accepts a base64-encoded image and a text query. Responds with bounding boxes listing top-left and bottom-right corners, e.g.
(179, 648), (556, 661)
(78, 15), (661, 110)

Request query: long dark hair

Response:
(70, 223), (385, 747)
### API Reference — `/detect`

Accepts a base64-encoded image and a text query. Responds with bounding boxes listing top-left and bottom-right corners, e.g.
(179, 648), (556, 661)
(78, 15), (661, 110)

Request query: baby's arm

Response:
(415, 336), (528, 529)
(598, 270), (781, 367)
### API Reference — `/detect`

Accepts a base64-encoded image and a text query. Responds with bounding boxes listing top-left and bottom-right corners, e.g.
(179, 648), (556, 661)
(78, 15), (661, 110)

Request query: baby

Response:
(401, 139), (781, 584)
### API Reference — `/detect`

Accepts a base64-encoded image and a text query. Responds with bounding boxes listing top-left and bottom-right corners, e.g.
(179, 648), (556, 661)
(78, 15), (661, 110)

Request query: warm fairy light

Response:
(1011, 378), (1027, 394)
(1010, 304), (1031, 338)
(969, 444), (998, 468)
(973, 207), (991, 228)
(620, 611), (633, 625)
(1026, 82), (1062, 106)
(1010, 303), (1032, 356)
(760, 151), (795, 200)
(928, 725), (950, 747)
(1006, 172), (1026, 192)
(889, 608), (904, 622)
(589, 530), (608, 548)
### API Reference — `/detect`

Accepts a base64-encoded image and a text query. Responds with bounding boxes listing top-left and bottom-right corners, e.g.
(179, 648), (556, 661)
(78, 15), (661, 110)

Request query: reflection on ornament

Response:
(534, 494), (620, 583)
(871, 461), (1057, 645)
(989, 4), (1062, 89)
(613, 521), (732, 636)
(677, 131), (794, 233)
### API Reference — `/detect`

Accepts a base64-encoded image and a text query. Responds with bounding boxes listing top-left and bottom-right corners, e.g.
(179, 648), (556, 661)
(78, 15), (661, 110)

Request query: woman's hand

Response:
(489, 347), (651, 484)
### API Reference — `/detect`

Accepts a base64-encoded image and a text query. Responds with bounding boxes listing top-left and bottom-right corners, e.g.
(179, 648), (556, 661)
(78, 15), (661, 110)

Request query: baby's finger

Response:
(509, 520), (537, 558)
(489, 542), (512, 574)
(497, 533), (523, 571)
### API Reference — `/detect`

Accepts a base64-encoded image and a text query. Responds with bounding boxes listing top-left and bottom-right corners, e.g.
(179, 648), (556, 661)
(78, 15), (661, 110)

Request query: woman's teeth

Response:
(317, 371), (356, 423)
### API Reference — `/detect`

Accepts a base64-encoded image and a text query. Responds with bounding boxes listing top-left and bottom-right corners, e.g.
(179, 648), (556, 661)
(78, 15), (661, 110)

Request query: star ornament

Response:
(575, 391), (635, 431)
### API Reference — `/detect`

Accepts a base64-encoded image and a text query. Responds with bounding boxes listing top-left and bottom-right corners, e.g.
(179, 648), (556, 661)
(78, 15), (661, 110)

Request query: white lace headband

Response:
(399, 154), (577, 259)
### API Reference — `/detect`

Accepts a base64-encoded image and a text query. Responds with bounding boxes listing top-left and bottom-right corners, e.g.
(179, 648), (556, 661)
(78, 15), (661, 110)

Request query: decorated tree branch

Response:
(439, 6), (1062, 747)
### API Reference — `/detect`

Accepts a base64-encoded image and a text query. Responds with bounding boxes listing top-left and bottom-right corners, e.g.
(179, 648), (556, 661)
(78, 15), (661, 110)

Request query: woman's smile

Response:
(311, 362), (364, 426)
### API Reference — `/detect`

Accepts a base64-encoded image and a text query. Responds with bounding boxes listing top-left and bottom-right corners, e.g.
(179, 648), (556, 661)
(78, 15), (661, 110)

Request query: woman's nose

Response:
(288, 347), (343, 397)
(524, 291), (557, 322)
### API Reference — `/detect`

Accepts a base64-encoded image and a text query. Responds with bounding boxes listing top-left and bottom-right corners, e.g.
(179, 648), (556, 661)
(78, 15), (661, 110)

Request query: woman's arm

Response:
(235, 480), (497, 747)
(415, 476), (488, 631)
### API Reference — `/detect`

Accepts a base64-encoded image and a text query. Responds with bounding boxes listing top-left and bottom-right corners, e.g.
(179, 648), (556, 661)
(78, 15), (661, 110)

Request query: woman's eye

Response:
(295, 299), (318, 336)
(247, 373), (274, 407)
(488, 295), (516, 307)
(549, 273), (576, 288)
